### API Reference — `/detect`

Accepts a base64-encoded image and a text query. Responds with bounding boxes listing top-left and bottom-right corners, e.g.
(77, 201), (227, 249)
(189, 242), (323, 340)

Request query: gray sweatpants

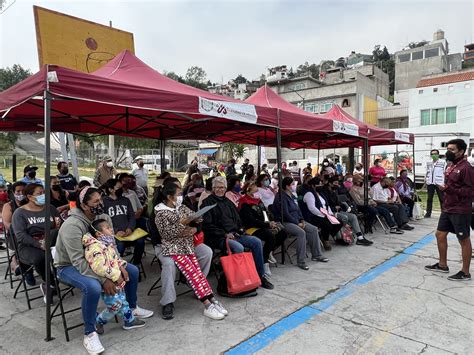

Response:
(283, 221), (323, 264)
(336, 212), (362, 235)
(154, 243), (213, 306)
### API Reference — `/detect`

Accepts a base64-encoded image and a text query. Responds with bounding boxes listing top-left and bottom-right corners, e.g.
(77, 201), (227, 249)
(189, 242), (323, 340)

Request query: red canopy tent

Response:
(322, 105), (414, 146)
(246, 85), (368, 149)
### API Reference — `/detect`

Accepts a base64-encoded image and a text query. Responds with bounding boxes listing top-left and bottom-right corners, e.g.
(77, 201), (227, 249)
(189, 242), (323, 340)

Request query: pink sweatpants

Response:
(171, 253), (213, 301)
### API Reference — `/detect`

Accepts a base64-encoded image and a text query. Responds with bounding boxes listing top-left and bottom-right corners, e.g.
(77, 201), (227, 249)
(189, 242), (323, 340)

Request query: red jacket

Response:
(442, 159), (474, 214)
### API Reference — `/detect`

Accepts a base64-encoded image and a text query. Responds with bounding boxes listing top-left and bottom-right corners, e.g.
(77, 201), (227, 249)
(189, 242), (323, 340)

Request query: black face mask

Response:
(138, 163), (144, 168)
(445, 151), (456, 162)
(89, 203), (105, 216)
(115, 188), (124, 197)
(60, 168), (69, 175)
(52, 185), (62, 192)
(27, 171), (36, 179)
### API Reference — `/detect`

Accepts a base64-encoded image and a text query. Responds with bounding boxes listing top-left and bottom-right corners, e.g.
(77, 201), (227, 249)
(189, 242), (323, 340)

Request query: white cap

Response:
(134, 156), (144, 161)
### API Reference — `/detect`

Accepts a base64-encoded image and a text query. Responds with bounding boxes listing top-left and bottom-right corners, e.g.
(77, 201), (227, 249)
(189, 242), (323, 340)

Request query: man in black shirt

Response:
(56, 161), (78, 192)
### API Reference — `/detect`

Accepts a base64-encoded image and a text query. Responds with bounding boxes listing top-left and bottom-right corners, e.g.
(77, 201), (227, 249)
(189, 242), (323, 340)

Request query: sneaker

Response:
(203, 304), (225, 320)
(14, 265), (21, 276)
(162, 303), (174, 320)
(400, 224), (414, 231)
(447, 271), (471, 281)
(83, 332), (104, 354)
(95, 322), (104, 335)
(268, 252), (277, 264)
(123, 318), (146, 330)
(212, 300), (228, 316)
(322, 241), (332, 251)
(424, 263), (449, 273)
(390, 227), (404, 234)
(356, 237), (373, 246)
(260, 275), (274, 290)
(311, 256), (329, 262)
(132, 306), (154, 319)
(24, 271), (36, 286)
(297, 263), (309, 270)
(263, 263), (272, 277)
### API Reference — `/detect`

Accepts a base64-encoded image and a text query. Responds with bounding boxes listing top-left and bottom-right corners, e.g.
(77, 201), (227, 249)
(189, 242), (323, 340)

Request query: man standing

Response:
(20, 165), (43, 185)
(225, 158), (237, 177)
(424, 149), (446, 218)
(290, 160), (301, 184)
(131, 156), (149, 196)
(425, 139), (473, 281)
(240, 158), (250, 177)
(56, 161), (78, 192)
(93, 156), (117, 187)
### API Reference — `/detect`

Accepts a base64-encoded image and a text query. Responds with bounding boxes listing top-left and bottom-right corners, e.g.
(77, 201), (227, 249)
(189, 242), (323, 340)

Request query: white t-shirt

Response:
(257, 187), (275, 208)
(371, 182), (388, 203)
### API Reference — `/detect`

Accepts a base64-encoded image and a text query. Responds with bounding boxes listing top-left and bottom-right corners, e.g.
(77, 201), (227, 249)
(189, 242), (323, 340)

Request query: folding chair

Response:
(147, 255), (192, 298)
(0, 227), (19, 289)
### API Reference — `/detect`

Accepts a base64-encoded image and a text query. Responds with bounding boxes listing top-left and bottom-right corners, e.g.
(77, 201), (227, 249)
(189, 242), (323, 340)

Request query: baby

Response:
(82, 219), (145, 333)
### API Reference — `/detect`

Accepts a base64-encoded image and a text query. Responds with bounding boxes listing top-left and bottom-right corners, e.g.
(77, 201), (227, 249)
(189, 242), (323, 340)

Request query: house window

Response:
(420, 109), (430, 126)
(320, 102), (333, 113)
(342, 99), (350, 107)
(418, 89), (423, 94)
(389, 122), (402, 129)
(425, 48), (439, 58)
(398, 53), (411, 62)
(446, 107), (456, 123)
(293, 83), (305, 91)
(304, 103), (318, 113)
(412, 51), (423, 60)
(431, 108), (445, 124)
(433, 87), (438, 93)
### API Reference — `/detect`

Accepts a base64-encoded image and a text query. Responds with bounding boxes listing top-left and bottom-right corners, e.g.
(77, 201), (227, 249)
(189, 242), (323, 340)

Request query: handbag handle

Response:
(225, 236), (233, 256)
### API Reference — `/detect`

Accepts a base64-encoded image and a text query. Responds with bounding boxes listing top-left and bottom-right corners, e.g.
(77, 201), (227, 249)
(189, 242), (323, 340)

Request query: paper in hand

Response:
(188, 204), (217, 222)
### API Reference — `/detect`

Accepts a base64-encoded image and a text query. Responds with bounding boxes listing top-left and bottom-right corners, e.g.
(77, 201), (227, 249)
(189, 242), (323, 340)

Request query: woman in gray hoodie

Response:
(54, 186), (153, 355)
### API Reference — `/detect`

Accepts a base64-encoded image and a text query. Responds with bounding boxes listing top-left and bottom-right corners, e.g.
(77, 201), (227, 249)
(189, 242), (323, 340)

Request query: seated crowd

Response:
(1, 157), (416, 354)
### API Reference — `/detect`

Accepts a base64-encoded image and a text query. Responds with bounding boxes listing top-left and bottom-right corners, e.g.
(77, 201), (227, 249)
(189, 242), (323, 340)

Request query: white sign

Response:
(333, 120), (359, 136)
(199, 97), (258, 124)
(395, 132), (411, 143)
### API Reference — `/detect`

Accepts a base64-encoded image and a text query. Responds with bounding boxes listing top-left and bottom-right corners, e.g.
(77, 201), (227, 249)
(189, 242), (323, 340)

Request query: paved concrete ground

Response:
(0, 216), (472, 354)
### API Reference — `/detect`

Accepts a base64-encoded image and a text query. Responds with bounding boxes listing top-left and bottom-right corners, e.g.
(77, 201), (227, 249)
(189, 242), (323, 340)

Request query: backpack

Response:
(339, 224), (353, 245)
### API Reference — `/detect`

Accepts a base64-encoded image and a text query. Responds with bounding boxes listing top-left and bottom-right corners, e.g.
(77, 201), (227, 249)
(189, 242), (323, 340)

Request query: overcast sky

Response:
(1, 0), (472, 83)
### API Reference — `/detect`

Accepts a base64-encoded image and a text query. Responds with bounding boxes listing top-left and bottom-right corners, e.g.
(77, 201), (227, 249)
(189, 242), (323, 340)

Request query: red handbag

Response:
(220, 237), (261, 295)
(193, 231), (204, 246)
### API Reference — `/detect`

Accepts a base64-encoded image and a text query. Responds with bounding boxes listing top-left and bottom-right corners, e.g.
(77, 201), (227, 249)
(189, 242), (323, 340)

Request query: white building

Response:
(407, 69), (474, 144)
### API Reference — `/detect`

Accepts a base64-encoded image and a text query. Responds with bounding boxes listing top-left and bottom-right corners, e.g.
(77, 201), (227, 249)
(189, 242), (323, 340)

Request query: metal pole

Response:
(363, 138), (369, 207)
(412, 143), (416, 193)
(257, 137), (261, 176)
(394, 144), (399, 178)
(12, 154), (17, 181)
(67, 133), (79, 180)
(160, 140), (166, 173)
(108, 135), (115, 162)
(43, 88), (53, 341)
(317, 143), (320, 174)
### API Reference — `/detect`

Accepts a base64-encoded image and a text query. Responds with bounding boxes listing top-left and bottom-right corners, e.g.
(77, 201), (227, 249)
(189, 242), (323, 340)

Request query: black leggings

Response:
(253, 228), (287, 263)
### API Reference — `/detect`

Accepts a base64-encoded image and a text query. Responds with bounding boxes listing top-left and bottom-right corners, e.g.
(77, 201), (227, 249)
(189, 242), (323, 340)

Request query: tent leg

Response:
(412, 144), (416, 193)
(44, 89), (53, 342)
(257, 137), (261, 176)
(160, 140), (166, 173)
(363, 139), (369, 207)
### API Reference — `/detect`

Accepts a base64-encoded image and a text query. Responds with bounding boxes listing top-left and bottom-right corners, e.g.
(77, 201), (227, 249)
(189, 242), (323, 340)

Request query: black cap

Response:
(24, 165), (38, 174)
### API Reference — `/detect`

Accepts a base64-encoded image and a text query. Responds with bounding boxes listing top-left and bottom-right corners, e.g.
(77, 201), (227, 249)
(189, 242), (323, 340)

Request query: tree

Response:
(295, 62), (319, 78)
(372, 45), (395, 96)
(234, 74), (247, 84)
(0, 132), (18, 151)
(0, 64), (32, 91)
(185, 66), (207, 90)
(222, 143), (246, 161)
(164, 71), (186, 83)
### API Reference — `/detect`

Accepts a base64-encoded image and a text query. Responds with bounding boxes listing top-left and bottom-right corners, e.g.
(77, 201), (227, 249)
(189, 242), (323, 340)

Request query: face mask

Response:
(323, 162), (328, 166)
(106, 161), (114, 168)
(14, 193), (25, 202)
(52, 185), (62, 192)
(431, 154), (439, 161)
(34, 194), (45, 206)
(445, 151), (456, 162)
(356, 166), (361, 170)
(60, 168), (69, 175)
(401, 174), (407, 179)
(347, 178), (353, 182)
(233, 185), (242, 193)
(89, 203), (105, 216)
(290, 185), (297, 193)
(115, 188), (124, 197)
(263, 180), (270, 187)
(27, 171), (36, 179)
(175, 195), (183, 208)
(129, 181), (137, 189)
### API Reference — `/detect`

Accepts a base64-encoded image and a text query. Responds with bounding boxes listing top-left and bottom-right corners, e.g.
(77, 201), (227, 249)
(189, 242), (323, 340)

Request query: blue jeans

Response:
(57, 264), (139, 334)
(115, 237), (145, 265)
(220, 235), (265, 277)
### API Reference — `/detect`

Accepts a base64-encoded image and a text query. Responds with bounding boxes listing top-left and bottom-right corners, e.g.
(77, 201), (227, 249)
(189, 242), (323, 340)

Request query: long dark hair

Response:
(101, 179), (119, 196)
(8, 181), (26, 202)
(76, 187), (101, 211)
(227, 175), (241, 192)
(153, 177), (180, 206)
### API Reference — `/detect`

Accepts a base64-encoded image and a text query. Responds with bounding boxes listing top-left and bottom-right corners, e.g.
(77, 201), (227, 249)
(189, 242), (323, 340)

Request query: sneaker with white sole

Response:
(83, 332), (104, 354)
(212, 300), (228, 316)
(204, 304), (225, 320)
(122, 318), (146, 330)
(447, 271), (471, 281)
(132, 306), (154, 319)
(268, 252), (277, 264)
(263, 263), (272, 277)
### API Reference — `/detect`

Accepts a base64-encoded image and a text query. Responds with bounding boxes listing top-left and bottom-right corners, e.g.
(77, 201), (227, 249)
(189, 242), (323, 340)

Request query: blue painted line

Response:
(226, 234), (435, 355)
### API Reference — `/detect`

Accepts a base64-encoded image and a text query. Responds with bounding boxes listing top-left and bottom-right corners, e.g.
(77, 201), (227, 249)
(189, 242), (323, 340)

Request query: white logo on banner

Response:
(395, 132), (411, 143)
(333, 121), (359, 136)
(199, 97), (258, 124)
